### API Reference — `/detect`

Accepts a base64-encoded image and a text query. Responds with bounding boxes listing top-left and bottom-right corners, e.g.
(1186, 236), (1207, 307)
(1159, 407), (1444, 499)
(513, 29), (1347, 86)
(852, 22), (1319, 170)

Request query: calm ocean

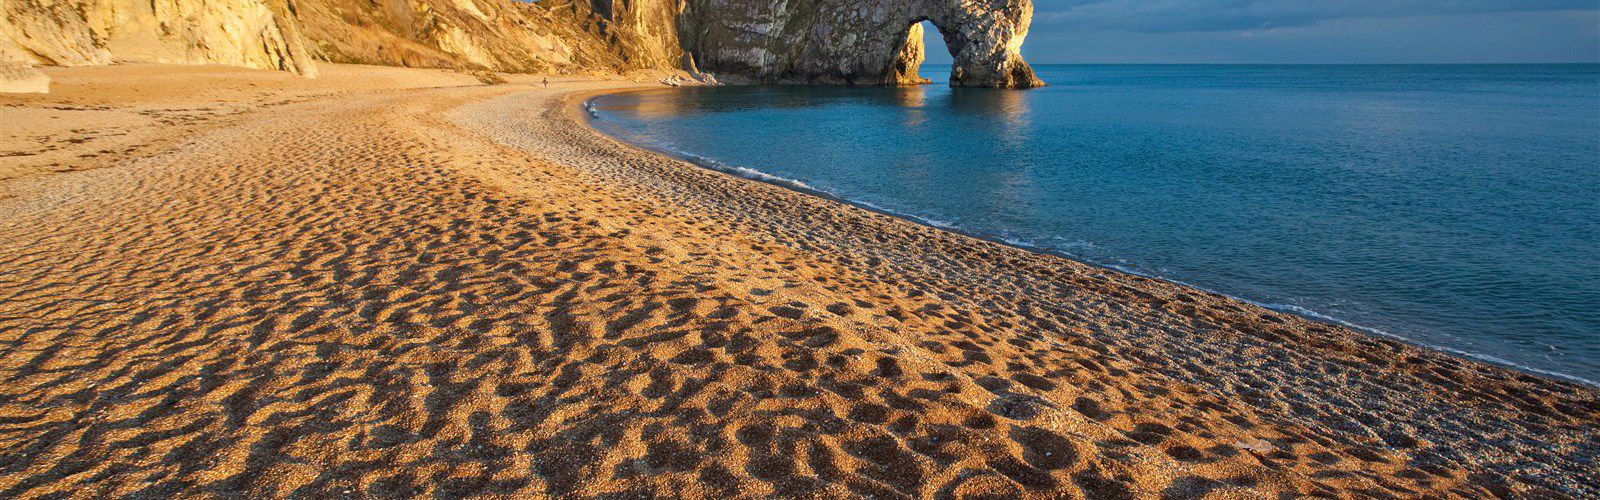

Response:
(588, 64), (1600, 385)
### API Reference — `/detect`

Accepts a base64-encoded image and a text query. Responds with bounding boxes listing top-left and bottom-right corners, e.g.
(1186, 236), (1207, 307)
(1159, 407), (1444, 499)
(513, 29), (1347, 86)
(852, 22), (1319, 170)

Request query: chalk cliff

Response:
(2, 0), (1043, 91)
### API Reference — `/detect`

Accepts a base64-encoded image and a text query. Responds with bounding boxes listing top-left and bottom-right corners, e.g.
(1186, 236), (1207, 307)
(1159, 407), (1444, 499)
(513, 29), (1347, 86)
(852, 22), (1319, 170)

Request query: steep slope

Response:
(290, 0), (684, 74)
(0, 0), (315, 75)
(0, 0), (684, 90)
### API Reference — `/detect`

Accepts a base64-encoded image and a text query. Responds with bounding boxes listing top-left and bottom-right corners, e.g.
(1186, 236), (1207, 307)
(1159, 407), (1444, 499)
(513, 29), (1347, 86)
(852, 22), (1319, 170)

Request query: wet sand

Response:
(1, 64), (1595, 498)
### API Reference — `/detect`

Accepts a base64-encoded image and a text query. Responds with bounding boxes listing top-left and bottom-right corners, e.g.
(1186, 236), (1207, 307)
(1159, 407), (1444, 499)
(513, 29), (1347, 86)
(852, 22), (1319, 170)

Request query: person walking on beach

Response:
(542, 78), (548, 89)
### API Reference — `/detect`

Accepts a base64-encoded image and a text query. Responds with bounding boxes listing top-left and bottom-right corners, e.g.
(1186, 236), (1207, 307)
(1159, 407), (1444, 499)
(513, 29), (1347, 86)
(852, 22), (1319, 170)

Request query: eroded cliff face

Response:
(289, 0), (684, 74)
(678, 0), (1043, 88)
(0, 0), (683, 89)
(3, 0), (1043, 91)
(888, 22), (929, 86)
(0, 0), (315, 74)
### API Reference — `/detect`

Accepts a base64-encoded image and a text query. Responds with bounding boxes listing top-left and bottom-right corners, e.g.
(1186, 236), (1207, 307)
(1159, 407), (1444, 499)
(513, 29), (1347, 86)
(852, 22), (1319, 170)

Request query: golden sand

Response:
(0, 64), (1595, 498)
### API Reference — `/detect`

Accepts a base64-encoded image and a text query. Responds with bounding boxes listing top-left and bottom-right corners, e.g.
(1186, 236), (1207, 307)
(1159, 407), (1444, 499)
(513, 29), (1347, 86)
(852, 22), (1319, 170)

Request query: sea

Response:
(586, 64), (1600, 386)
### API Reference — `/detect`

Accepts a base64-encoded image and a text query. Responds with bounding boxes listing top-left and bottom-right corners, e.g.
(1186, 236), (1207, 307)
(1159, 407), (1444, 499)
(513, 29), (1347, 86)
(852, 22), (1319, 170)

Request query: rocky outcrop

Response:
(888, 22), (930, 85)
(0, 0), (315, 76)
(678, 0), (1043, 88)
(0, 0), (111, 67)
(3, 0), (1043, 91)
(595, 0), (687, 70)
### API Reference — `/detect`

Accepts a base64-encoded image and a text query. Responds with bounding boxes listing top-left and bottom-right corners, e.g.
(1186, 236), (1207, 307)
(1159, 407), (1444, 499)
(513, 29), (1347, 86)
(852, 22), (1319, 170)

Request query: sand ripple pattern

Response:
(0, 79), (1594, 498)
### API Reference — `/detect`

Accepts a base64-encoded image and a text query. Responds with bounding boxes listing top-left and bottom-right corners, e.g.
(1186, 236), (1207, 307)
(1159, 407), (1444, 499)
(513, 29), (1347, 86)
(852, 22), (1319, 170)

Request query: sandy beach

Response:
(1, 64), (1595, 498)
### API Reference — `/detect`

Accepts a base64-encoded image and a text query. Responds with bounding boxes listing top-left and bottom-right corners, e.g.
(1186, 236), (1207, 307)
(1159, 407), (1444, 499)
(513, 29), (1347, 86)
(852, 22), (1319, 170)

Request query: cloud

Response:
(1036, 0), (1598, 33)
(1019, 9), (1600, 63)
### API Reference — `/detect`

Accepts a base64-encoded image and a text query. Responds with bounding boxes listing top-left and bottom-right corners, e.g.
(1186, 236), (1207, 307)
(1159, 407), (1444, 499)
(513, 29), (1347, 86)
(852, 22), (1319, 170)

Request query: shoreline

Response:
(577, 88), (1598, 389)
(2, 65), (1595, 497)
(460, 81), (1600, 493)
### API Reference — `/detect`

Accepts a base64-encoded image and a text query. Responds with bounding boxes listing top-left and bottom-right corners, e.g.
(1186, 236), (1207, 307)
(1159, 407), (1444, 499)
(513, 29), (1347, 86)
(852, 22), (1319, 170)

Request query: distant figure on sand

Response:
(542, 78), (548, 88)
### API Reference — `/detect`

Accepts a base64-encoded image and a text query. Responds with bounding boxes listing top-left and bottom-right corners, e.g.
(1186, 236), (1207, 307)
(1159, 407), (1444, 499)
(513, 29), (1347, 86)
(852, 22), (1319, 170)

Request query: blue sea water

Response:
(587, 64), (1600, 385)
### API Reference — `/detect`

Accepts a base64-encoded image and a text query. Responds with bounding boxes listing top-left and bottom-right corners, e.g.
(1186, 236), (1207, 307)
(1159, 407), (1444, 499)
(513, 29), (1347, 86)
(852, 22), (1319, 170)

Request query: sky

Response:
(921, 0), (1600, 64)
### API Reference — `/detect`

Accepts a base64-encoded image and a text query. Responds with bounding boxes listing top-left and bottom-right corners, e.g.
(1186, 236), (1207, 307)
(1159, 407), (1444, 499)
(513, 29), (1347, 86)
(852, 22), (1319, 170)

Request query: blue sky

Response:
(923, 0), (1600, 63)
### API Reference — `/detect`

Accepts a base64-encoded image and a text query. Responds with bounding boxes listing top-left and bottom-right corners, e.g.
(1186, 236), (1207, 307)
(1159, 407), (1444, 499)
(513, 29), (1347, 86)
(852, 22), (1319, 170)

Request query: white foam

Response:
(1252, 301), (1598, 387)
(848, 199), (960, 229)
(724, 164), (811, 190)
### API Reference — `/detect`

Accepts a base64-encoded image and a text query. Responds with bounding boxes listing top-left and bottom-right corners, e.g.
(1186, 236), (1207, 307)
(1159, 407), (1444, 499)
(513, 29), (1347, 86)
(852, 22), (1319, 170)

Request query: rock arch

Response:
(678, 0), (1044, 88)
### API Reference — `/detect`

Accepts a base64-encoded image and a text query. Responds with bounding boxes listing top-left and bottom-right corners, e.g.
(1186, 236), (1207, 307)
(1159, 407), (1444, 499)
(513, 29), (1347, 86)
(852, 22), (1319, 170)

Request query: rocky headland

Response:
(678, 0), (1042, 87)
(1, 0), (1044, 92)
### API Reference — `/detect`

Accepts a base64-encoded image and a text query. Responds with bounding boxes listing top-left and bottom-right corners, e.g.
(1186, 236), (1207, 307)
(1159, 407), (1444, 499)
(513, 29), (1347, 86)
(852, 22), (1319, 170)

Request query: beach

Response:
(1, 64), (1595, 497)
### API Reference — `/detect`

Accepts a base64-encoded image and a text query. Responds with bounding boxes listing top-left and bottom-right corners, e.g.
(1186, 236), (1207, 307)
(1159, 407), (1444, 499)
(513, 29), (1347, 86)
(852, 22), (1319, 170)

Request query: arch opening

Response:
(920, 21), (954, 66)
(886, 20), (954, 86)
(886, 16), (1043, 89)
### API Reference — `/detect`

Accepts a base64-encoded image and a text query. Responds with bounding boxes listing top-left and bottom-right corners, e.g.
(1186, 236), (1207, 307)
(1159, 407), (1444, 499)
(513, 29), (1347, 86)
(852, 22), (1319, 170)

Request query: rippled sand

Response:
(0, 64), (1595, 498)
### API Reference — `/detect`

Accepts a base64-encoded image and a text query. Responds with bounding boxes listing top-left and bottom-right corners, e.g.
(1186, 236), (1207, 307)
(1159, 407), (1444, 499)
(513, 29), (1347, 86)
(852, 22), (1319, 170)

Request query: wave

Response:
(1252, 301), (1598, 387)
(580, 95), (1599, 389)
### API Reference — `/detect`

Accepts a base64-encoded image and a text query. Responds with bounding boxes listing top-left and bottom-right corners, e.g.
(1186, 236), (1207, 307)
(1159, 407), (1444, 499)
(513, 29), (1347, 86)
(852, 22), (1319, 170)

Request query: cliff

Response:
(289, 0), (684, 74)
(0, 0), (681, 90)
(1, 0), (315, 73)
(2, 0), (1042, 91)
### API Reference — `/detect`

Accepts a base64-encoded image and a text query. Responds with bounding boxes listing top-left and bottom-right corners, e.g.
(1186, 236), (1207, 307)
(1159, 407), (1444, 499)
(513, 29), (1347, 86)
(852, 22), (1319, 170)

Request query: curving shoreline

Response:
(456, 83), (1600, 495)
(1, 65), (1595, 497)
(577, 88), (1600, 390)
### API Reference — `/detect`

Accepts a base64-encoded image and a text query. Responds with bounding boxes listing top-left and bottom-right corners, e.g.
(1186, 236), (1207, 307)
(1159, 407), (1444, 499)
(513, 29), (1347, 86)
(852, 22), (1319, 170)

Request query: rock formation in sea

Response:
(888, 23), (932, 86)
(1, 0), (1043, 91)
(679, 0), (1044, 88)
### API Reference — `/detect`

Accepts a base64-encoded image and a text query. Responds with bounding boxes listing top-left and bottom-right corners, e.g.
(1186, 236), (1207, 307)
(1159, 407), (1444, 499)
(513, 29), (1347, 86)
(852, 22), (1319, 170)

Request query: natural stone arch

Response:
(918, 1), (1044, 88)
(678, 0), (1044, 89)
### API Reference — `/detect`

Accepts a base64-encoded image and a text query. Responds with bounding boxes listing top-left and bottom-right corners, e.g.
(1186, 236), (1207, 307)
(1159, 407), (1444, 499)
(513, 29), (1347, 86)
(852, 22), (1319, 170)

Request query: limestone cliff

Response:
(3, 0), (1043, 91)
(678, 0), (1043, 88)
(0, 0), (685, 91)
(289, 0), (684, 74)
(0, 0), (315, 75)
